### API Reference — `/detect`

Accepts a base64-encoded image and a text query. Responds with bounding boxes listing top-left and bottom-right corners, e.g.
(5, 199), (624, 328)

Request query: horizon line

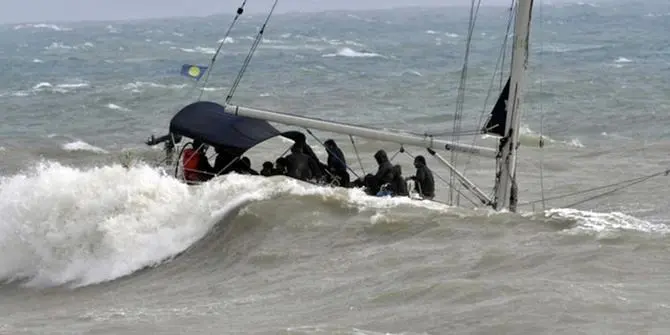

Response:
(1, 3), (515, 26)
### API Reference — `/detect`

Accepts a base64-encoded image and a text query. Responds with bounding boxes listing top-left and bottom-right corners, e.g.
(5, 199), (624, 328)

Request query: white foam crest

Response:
(545, 208), (670, 234)
(33, 59), (44, 63)
(321, 38), (365, 47)
(179, 46), (215, 55)
(33, 82), (52, 90)
(322, 47), (385, 58)
(44, 41), (94, 51)
(172, 32), (184, 37)
(425, 30), (437, 34)
(0, 163), (497, 288)
(217, 36), (235, 44)
(445, 32), (459, 38)
(30, 81), (89, 94)
(122, 81), (187, 92)
(0, 163), (230, 287)
(158, 40), (173, 45)
(13, 23), (72, 31)
(10, 91), (30, 97)
(539, 43), (604, 54)
(106, 103), (131, 112)
(106, 25), (119, 33)
(202, 87), (225, 92)
(614, 57), (632, 63)
(62, 141), (108, 154)
(481, 125), (583, 148)
(518, 124), (584, 148)
(57, 82), (89, 89)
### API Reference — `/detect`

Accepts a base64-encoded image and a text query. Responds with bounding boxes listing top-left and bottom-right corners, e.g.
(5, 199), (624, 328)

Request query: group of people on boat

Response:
(153, 134), (435, 200)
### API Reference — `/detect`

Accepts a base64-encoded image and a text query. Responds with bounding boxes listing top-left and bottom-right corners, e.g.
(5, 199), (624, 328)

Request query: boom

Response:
(224, 103), (498, 158)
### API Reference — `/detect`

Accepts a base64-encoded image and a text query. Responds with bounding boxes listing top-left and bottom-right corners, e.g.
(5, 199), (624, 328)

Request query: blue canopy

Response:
(170, 101), (289, 150)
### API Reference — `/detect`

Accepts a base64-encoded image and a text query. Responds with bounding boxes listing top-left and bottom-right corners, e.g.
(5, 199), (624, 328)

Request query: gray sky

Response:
(2, 0), (524, 24)
(2, 0), (620, 24)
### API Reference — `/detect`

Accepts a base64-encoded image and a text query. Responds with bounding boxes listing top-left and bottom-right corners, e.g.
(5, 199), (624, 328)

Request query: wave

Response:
(0, 160), (659, 289)
(537, 43), (605, 54)
(175, 46), (216, 55)
(44, 42), (94, 51)
(481, 124), (584, 148)
(322, 47), (385, 58)
(13, 23), (72, 31)
(217, 37), (235, 44)
(61, 141), (108, 154)
(122, 81), (187, 93)
(106, 103), (131, 112)
(8, 81), (91, 96)
(614, 57), (632, 63)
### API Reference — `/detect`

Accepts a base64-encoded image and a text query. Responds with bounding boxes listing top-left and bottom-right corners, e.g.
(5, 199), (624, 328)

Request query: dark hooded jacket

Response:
(325, 140), (349, 187)
(373, 150), (394, 186)
(363, 149), (394, 194)
(389, 165), (408, 196)
(410, 156), (435, 199)
(285, 144), (322, 181)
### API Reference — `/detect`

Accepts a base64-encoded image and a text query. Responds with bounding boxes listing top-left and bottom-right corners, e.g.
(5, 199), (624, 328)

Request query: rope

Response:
(537, 0), (547, 211)
(448, 0), (484, 205)
(518, 169), (670, 208)
(389, 146), (404, 161)
(225, 0), (279, 103)
(349, 135), (366, 175)
(193, 0), (248, 101)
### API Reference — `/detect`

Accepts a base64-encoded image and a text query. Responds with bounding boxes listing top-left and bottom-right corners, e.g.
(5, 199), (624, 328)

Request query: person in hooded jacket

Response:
(260, 161), (274, 177)
(389, 164), (408, 196)
(285, 143), (322, 181)
(363, 149), (393, 195)
(324, 139), (349, 187)
(182, 140), (215, 183)
(407, 155), (435, 199)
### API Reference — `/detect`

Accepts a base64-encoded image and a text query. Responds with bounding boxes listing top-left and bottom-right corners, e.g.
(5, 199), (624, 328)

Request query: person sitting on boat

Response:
(388, 164), (408, 197)
(272, 157), (287, 176)
(260, 161), (274, 177)
(182, 140), (214, 183)
(407, 155), (435, 200)
(237, 156), (259, 175)
(324, 139), (349, 187)
(212, 146), (237, 175)
(365, 149), (394, 195)
(294, 138), (327, 176)
(285, 142), (322, 182)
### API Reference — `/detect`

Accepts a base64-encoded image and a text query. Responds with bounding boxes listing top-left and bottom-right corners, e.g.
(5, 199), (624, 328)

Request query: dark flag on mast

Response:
(482, 77), (511, 137)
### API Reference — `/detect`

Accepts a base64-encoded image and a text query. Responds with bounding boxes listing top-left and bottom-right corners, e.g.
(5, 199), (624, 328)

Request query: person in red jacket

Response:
(182, 140), (214, 184)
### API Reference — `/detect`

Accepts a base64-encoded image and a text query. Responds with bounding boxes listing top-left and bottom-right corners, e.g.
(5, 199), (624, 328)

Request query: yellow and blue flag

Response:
(180, 64), (208, 80)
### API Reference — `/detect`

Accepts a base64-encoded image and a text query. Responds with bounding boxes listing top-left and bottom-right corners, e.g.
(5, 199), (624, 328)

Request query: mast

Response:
(224, 103), (498, 158)
(493, 0), (534, 211)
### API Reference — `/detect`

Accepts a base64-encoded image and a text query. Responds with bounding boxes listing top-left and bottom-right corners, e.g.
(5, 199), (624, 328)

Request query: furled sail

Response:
(482, 77), (511, 137)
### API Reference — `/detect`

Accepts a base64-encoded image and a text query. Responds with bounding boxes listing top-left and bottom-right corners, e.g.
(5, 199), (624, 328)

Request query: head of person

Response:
(374, 149), (388, 165)
(414, 155), (426, 168)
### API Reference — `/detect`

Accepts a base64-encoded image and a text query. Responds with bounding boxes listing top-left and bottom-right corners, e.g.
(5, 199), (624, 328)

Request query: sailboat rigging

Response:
(143, 0), (537, 212)
(218, 0), (535, 211)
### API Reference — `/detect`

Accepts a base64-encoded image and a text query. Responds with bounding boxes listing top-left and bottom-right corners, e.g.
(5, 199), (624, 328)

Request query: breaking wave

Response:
(322, 47), (385, 58)
(0, 161), (661, 289)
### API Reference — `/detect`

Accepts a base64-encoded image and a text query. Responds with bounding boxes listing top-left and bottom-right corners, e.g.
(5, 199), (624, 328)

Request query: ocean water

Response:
(1, 1), (670, 334)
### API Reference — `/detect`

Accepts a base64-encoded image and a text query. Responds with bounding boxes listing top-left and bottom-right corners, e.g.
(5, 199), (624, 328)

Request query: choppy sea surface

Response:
(1, 1), (670, 334)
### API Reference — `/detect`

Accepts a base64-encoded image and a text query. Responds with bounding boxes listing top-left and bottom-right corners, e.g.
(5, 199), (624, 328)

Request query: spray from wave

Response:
(0, 160), (658, 289)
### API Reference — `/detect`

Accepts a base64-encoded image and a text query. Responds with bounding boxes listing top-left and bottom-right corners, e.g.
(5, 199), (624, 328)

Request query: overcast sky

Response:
(2, 0), (618, 24)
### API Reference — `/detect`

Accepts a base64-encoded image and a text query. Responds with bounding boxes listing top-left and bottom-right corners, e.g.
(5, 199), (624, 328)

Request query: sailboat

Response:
(145, 0), (535, 212)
